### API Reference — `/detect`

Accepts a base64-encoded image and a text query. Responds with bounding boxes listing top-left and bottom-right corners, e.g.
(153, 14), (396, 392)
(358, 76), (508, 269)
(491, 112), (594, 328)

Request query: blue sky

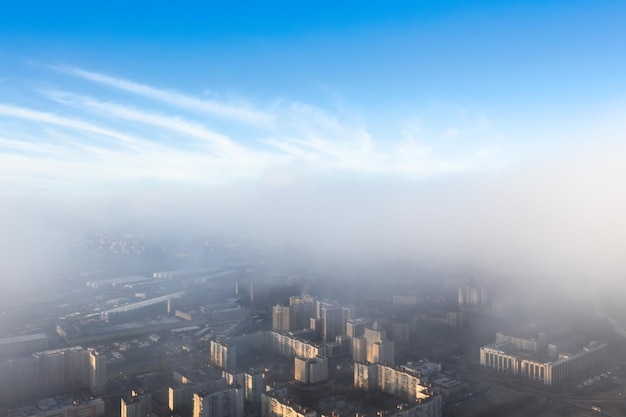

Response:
(1, 0), (625, 191)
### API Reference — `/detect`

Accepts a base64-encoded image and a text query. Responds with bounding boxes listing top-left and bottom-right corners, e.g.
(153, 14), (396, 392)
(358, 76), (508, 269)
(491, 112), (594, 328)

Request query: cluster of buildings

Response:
(210, 331), (327, 376)
(480, 325), (607, 385)
(272, 296), (355, 343)
(212, 303), (401, 380)
(206, 295), (444, 417)
(351, 320), (395, 366)
(8, 261), (615, 417)
(222, 360), (447, 417)
(258, 298), (394, 372)
(168, 366), (264, 416)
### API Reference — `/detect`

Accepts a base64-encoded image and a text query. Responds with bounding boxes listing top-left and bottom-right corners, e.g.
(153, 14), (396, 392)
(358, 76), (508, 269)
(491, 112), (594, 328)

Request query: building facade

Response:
(121, 393), (151, 417)
(210, 341), (237, 371)
(272, 306), (291, 332)
(261, 391), (316, 417)
(368, 340), (395, 366)
(354, 363), (442, 417)
(293, 356), (328, 384)
(89, 350), (107, 395)
(193, 388), (244, 417)
(245, 370), (263, 403)
(480, 341), (608, 385)
(169, 380), (228, 412)
(0, 346), (107, 403)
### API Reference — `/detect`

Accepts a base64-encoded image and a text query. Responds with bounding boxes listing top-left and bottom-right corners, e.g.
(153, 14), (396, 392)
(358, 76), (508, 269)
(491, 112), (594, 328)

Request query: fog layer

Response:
(2, 138), (624, 292)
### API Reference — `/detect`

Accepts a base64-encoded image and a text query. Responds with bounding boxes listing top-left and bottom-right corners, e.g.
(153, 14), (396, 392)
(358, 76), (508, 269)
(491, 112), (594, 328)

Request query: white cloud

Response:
(42, 90), (247, 157)
(0, 63), (509, 189)
(0, 136), (64, 155)
(54, 66), (276, 126)
(0, 103), (152, 151)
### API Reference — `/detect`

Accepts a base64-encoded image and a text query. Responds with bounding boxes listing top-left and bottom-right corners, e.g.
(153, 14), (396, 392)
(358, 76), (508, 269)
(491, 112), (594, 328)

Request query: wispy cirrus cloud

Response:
(0, 103), (151, 151)
(0, 63), (507, 189)
(53, 65), (276, 126)
(0, 136), (65, 155)
(263, 101), (499, 178)
(42, 90), (248, 157)
(51, 66), (503, 178)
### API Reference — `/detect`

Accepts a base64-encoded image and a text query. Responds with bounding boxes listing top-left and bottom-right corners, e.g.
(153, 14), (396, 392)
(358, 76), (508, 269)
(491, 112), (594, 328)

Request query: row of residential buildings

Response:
(0, 347), (106, 404)
(480, 340), (607, 385)
(354, 363), (443, 417)
(480, 326), (607, 385)
(211, 319), (396, 372)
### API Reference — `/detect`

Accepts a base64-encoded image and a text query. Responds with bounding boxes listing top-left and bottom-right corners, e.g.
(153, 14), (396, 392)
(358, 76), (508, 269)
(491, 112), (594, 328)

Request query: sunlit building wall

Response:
(193, 388), (244, 417)
(261, 391), (316, 417)
(480, 341), (607, 385)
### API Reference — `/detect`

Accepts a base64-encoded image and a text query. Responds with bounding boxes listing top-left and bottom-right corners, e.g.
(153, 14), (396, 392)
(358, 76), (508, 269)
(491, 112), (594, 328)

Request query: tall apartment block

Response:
(193, 388), (244, 417)
(89, 350), (107, 395)
(245, 369), (264, 403)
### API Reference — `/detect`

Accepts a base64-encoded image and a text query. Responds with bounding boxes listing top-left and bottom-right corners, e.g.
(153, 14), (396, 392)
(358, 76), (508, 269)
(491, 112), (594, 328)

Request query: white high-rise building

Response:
(294, 356), (328, 384)
(320, 304), (344, 343)
(89, 350), (107, 395)
(272, 306), (291, 332)
(368, 340), (395, 366)
(245, 370), (263, 403)
(352, 337), (367, 363)
(210, 341), (237, 371)
(346, 318), (369, 338)
(193, 388), (244, 417)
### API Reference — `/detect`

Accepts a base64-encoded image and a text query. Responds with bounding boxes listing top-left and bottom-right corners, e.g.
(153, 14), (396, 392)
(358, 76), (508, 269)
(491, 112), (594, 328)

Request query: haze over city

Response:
(0, 3), (625, 417)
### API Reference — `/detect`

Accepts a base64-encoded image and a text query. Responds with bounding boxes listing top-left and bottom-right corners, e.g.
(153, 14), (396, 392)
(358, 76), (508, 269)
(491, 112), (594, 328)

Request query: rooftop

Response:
(34, 346), (85, 356)
(0, 333), (47, 345)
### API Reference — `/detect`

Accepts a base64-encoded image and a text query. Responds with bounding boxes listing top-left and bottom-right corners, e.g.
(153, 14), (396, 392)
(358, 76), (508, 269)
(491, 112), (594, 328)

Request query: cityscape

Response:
(1, 2), (626, 417)
(0, 233), (625, 417)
